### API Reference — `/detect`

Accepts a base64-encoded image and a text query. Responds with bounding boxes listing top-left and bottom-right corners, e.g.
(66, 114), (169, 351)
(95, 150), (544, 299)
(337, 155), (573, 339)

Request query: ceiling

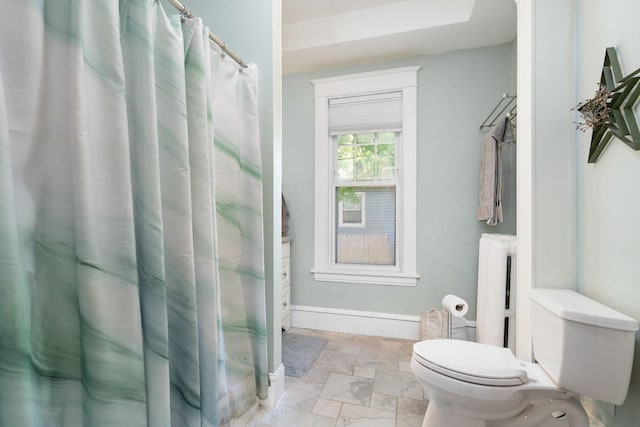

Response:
(282, 0), (517, 75)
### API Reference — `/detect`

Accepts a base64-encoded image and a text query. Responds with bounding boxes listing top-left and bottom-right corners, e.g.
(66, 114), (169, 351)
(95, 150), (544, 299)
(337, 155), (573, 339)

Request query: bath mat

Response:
(282, 332), (328, 378)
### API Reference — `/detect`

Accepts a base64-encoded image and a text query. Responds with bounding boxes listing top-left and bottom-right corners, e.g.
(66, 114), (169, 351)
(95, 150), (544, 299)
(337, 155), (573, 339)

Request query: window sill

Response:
(311, 268), (419, 287)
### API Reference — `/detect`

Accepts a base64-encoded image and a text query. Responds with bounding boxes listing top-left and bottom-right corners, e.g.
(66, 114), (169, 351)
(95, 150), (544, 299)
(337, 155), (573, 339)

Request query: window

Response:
(311, 66), (420, 286)
(335, 131), (396, 265)
(338, 191), (365, 228)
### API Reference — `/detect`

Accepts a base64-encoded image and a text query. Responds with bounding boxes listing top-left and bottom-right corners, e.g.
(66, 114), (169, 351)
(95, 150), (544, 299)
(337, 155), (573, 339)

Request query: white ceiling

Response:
(282, 0), (517, 75)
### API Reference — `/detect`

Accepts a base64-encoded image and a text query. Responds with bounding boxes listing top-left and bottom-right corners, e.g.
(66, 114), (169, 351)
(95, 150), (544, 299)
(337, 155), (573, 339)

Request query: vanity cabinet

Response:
(281, 238), (291, 330)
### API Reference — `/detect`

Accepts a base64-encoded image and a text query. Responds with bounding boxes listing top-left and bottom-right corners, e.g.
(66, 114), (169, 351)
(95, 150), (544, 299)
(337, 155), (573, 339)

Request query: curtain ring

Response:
(180, 7), (194, 20)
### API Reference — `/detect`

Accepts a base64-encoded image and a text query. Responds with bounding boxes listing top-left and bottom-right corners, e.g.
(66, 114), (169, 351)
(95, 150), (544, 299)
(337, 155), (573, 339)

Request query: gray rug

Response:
(282, 332), (328, 377)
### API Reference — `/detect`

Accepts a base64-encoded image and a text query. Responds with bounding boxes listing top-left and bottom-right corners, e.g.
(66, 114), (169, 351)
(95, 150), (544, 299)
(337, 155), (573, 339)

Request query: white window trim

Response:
(311, 66), (421, 287)
(338, 191), (366, 228)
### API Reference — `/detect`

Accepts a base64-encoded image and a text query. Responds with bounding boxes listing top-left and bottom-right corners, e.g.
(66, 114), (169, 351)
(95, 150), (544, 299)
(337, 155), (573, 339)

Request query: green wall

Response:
(283, 43), (516, 320)
(576, 1), (640, 424)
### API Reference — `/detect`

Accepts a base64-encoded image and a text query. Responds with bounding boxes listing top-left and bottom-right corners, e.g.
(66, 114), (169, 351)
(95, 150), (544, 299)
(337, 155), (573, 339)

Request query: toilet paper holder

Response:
(441, 294), (469, 339)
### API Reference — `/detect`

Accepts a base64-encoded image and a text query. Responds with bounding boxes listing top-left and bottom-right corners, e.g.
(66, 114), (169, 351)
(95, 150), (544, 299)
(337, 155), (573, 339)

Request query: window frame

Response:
(338, 191), (366, 228)
(311, 66), (420, 286)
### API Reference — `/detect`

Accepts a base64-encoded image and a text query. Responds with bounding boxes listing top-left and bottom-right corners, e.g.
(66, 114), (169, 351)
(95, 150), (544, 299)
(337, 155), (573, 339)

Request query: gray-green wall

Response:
(576, 1), (640, 424)
(283, 43), (516, 320)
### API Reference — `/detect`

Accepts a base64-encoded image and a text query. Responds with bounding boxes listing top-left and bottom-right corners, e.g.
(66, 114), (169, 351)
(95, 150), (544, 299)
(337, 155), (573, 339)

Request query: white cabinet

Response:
(281, 238), (291, 331)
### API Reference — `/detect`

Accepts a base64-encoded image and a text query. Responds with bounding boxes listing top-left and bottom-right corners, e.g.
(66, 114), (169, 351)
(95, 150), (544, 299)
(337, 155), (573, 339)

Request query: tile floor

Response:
(250, 328), (428, 427)
(247, 328), (606, 427)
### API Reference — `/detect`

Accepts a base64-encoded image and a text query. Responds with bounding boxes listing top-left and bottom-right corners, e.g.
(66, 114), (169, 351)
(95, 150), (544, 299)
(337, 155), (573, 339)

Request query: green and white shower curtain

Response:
(0, 1), (268, 426)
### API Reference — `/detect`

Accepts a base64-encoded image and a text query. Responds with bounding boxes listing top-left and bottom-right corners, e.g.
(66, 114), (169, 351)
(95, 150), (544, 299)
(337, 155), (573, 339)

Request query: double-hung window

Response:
(311, 66), (420, 286)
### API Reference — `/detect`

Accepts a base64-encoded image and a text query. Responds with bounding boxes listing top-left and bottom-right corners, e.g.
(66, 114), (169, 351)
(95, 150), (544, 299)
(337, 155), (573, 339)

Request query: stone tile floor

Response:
(246, 328), (607, 427)
(249, 328), (428, 427)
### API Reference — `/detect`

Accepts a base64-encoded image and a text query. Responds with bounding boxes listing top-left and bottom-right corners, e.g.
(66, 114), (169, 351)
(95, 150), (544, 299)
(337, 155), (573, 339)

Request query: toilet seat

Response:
(413, 339), (528, 386)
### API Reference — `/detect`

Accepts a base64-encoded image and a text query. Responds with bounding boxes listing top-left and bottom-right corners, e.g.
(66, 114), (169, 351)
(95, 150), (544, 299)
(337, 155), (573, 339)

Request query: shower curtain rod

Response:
(167, 0), (248, 69)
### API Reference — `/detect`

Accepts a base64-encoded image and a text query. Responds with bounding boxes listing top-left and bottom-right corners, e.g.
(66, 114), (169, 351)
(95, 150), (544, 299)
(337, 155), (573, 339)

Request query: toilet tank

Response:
(530, 289), (638, 405)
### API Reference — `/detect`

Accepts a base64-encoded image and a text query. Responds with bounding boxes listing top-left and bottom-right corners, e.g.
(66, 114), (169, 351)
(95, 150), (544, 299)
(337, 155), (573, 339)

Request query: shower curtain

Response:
(0, 1), (268, 426)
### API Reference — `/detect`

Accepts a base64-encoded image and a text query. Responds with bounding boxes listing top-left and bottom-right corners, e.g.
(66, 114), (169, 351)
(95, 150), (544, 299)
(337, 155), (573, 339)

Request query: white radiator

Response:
(476, 233), (517, 352)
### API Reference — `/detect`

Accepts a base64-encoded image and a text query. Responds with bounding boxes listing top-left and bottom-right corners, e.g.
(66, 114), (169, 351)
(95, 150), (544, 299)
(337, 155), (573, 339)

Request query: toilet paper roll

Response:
(441, 294), (469, 318)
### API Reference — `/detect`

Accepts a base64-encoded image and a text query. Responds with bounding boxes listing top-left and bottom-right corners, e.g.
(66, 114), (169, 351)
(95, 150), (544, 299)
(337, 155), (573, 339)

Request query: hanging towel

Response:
(477, 117), (513, 225)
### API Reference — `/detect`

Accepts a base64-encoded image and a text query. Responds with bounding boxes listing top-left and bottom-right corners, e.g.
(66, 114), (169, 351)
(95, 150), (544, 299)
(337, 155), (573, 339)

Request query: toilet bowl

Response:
(411, 339), (585, 427)
(411, 289), (638, 427)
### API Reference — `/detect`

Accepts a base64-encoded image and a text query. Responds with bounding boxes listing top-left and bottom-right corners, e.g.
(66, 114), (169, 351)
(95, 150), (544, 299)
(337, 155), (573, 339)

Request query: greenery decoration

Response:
(575, 84), (611, 132)
(575, 47), (640, 163)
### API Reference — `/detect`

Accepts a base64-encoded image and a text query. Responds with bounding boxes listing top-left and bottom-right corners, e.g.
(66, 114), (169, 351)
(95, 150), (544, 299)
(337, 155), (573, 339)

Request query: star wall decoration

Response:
(576, 47), (640, 163)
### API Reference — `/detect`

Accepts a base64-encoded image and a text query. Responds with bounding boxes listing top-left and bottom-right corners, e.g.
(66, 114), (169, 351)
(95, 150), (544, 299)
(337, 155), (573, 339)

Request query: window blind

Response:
(328, 91), (402, 135)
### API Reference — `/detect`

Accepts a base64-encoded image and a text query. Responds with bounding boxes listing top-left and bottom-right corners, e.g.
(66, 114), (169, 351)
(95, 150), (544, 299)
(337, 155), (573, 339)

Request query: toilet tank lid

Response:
(530, 289), (639, 332)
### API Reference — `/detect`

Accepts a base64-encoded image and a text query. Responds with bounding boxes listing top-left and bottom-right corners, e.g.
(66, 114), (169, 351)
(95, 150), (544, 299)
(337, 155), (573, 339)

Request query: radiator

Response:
(476, 233), (517, 352)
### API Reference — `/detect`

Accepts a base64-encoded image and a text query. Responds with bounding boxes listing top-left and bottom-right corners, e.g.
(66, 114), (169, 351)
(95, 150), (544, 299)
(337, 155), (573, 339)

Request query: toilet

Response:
(411, 288), (639, 427)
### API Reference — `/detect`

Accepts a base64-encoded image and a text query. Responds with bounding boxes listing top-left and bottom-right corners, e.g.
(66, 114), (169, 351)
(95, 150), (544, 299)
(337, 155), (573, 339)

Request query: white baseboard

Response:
(580, 396), (609, 427)
(232, 364), (286, 426)
(291, 305), (421, 340)
(465, 320), (477, 342)
(230, 401), (259, 427)
(261, 363), (285, 409)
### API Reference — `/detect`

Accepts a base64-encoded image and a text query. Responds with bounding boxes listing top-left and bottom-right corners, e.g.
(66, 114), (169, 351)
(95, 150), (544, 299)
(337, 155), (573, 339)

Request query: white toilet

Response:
(411, 288), (638, 427)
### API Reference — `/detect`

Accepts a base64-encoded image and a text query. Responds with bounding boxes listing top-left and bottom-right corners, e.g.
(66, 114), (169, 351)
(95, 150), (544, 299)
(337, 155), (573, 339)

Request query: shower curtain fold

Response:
(0, 1), (268, 426)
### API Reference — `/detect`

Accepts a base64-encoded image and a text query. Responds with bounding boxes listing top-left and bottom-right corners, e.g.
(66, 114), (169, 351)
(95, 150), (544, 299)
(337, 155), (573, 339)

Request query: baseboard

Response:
(291, 305), (421, 340)
(579, 396), (609, 427)
(466, 320), (477, 342)
(231, 365), (285, 426)
(261, 363), (285, 409)
(230, 401), (259, 427)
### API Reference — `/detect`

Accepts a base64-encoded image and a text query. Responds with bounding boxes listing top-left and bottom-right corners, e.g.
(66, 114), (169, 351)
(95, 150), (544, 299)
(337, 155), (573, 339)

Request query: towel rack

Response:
(480, 93), (517, 130)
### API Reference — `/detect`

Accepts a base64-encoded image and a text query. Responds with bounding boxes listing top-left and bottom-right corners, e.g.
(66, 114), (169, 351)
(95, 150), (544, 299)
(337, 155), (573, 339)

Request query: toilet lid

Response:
(413, 339), (528, 386)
